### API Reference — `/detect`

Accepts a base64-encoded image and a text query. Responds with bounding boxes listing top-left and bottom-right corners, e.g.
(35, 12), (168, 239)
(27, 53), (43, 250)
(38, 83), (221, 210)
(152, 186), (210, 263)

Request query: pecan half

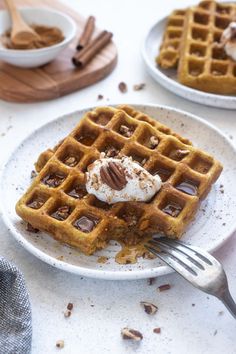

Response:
(100, 162), (127, 190)
(140, 301), (158, 315)
(121, 328), (143, 341)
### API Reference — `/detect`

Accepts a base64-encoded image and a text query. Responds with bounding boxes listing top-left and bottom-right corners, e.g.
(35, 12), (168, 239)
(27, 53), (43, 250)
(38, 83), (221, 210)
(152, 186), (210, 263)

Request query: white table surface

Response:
(0, 1), (236, 353)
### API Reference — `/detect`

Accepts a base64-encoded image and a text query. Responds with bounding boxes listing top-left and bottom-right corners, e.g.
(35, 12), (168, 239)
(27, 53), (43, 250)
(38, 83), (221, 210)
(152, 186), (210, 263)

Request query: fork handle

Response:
(219, 289), (236, 319)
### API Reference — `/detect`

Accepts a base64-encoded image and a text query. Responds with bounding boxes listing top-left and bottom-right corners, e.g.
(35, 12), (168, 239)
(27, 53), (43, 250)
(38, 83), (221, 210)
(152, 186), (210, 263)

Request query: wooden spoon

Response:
(5, 0), (40, 49)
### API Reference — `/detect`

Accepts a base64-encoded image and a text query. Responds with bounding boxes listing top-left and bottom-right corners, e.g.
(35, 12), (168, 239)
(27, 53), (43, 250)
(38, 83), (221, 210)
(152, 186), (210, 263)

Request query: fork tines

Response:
(145, 237), (220, 281)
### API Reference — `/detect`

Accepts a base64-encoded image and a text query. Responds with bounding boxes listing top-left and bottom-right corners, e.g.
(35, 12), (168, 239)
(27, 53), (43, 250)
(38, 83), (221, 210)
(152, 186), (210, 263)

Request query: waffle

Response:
(156, 9), (187, 69)
(178, 1), (236, 94)
(35, 105), (192, 173)
(16, 106), (222, 256)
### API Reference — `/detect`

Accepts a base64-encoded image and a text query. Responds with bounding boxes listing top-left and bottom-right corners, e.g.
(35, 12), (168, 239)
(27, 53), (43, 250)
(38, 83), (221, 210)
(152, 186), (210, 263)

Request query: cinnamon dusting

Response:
(1, 24), (64, 50)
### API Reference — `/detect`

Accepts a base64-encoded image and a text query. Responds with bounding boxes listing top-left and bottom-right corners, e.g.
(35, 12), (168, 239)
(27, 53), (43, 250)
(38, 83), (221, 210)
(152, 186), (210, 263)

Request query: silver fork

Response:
(145, 237), (236, 319)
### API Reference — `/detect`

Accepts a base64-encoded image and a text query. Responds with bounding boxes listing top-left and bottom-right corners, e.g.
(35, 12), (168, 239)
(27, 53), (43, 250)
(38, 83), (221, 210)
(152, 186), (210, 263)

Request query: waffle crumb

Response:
(97, 256), (109, 263)
(148, 277), (156, 285)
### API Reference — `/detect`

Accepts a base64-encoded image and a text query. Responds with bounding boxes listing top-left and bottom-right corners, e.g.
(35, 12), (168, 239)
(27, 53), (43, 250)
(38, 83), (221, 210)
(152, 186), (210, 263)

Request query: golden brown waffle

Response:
(35, 105), (192, 173)
(16, 106), (222, 256)
(156, 9), (187, 69)
(178, 1), (236, 94)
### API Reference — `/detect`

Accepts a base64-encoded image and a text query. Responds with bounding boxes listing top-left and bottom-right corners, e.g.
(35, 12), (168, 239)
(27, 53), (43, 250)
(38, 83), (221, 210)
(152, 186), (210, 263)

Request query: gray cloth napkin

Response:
(0, 257), (32, 354)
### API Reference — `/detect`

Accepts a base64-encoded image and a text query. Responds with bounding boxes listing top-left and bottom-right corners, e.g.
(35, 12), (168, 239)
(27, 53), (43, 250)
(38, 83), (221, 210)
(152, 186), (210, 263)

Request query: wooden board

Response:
(0, 0), (118, 103)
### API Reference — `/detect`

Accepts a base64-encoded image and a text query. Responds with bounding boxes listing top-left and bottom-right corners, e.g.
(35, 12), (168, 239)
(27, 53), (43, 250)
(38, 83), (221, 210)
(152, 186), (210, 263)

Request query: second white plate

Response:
(142, 17), (236, 109)
(1, 104), (236, 280)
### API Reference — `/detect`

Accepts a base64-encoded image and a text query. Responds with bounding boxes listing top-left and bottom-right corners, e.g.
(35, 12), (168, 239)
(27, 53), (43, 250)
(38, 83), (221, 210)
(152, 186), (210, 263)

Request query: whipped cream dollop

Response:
(221, 22), (236, 61)
(85, 156), (162, 204)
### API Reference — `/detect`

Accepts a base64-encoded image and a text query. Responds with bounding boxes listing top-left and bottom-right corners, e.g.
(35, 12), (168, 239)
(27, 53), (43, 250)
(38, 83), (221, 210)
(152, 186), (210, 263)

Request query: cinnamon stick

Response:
(77, 16), (95, 50)
(72, 30), (113, 68)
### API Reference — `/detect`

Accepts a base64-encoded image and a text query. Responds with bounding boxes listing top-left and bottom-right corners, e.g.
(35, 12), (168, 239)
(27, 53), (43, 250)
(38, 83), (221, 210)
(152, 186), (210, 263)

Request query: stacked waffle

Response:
(157, 1), (236, 94)
(16, 105), (222, 256)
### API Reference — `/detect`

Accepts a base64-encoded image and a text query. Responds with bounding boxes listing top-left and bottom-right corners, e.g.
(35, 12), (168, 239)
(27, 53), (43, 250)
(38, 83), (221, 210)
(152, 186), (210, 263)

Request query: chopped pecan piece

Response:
(169, 149), (189, 161)
(149, 136), (159, 149)
(105, 146), (120, 158)
(118, 82), (127, 93)
(51, 206), (70, 221)
(64, 302), (73, 317)
(30, 170), (37, 178)
(153, 327), (161, 334)
(64, 310), (71, 318)
(56, 340), (64, 348)
(119, 125), (133, 138)
(67, 303), (73, 311)
(64, 156), (77, 167)
(42, 172), (65, 188)
(162, 202), (182, 217)
(140, 301), (158, 315)
(121, 328), (143, 341)
(158, 283), (171, 292)
(133, 83), (145, 91)
(27, 198), (44, 209)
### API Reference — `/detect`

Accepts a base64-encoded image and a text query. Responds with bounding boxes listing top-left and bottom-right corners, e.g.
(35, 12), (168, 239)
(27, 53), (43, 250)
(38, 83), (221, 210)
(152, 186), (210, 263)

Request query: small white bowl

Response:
(0, 8), (77, 68)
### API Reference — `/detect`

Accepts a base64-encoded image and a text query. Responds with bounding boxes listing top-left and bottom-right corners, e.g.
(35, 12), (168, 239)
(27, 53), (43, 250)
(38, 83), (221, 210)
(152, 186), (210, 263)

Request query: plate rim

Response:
(1, 102), (236, 280)
(141, 17), (236, 109)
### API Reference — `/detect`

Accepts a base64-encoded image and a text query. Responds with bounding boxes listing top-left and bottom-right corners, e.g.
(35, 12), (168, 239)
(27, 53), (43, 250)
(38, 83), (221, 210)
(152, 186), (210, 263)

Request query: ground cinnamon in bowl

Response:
(1, 24), (64, 50)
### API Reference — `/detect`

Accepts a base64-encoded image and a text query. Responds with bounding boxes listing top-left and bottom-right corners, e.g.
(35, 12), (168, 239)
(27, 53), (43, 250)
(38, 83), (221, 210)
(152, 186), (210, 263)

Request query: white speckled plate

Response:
(142, 17), (236, 109)
(1, 104), (236, 280)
